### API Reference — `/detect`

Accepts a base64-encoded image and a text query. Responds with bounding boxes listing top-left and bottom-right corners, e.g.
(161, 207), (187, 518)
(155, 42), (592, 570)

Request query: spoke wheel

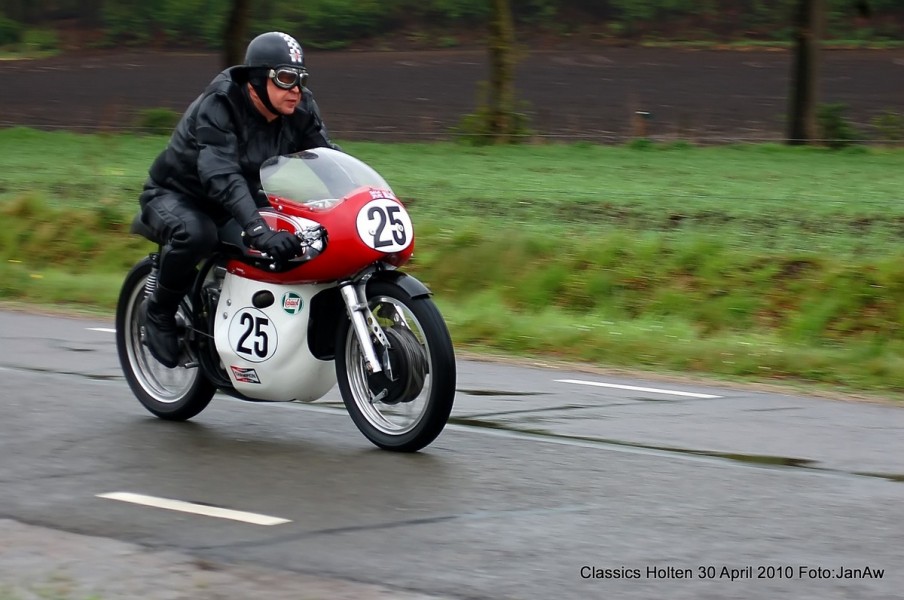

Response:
(336, 280), (455, 452)
(115, 258), (215, 421)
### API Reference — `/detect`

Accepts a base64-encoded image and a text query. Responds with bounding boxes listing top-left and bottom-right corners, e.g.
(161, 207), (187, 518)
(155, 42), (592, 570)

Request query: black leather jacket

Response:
(140, 66), (338, 229)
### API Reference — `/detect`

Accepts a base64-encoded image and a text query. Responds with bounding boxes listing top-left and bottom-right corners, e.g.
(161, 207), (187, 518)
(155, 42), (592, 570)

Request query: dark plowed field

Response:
(1, 47), (902, 142)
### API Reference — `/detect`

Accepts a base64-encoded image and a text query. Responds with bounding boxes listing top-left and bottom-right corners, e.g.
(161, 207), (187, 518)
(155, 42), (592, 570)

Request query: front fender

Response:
(306, 270), (431, 362)
(368, 270), (432, 299)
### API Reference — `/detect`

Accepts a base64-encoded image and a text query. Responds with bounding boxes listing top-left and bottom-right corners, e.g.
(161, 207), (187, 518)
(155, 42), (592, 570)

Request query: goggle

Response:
(269, 67), (309, 90)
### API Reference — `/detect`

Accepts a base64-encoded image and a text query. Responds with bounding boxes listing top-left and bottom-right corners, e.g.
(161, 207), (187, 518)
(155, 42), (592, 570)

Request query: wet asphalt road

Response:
(1, 308), (904, 599)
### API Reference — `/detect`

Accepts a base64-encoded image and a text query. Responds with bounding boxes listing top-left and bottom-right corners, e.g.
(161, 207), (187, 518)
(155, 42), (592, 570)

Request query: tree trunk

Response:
(488, 0), (516, 143)
(787, 0), (824, 145)
(223, 0), (251, 68)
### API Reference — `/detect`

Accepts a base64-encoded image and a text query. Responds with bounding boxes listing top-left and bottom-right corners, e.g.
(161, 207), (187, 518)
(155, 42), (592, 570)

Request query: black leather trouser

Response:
(139, 190), (221, 293)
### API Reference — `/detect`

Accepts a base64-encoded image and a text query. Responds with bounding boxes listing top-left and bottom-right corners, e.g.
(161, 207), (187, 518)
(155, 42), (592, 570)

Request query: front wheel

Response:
(115, 257), (215, 421)
(336, 280), (456, 452)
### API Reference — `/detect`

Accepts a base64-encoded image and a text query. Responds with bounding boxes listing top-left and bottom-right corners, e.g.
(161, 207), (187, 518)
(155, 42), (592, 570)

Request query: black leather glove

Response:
(244, 219), (303, 262)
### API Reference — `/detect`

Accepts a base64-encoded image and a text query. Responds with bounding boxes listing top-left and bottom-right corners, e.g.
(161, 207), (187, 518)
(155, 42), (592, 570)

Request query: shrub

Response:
(135, 108), (181, 135)
(872, 111), (904, 145)
(451, 84), (533, 146)
(21, 28), (59, 52)
(627, 137), (656, 150)
(817, 103), (859, 149)
(0, 14), (22, 46)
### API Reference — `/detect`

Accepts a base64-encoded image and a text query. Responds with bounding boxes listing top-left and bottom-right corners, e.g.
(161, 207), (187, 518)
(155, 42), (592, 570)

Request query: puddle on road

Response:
(448, 416), (904, 483)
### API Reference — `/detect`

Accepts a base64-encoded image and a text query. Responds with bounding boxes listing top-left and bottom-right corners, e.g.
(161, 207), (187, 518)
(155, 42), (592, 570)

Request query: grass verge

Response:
(3, 127), (904, 398)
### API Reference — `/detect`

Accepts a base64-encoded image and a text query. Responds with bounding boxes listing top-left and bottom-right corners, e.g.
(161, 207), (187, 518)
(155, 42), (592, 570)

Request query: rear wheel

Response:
(336, 280), (456, 452)
(115, 258), (215, 421)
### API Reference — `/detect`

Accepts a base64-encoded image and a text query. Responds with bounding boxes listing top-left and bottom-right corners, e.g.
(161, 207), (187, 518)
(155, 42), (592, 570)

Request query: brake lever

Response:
(255, 230), (317, 271)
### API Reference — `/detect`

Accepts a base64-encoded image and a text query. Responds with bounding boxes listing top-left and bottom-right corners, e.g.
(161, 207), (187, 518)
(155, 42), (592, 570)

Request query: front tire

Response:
(336, 280), (456, 452)
(115, 257), (215, 421)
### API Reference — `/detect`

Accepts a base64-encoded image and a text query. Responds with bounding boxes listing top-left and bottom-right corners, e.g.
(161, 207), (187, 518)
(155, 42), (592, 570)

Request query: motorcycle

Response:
(115, 148), (456, 452)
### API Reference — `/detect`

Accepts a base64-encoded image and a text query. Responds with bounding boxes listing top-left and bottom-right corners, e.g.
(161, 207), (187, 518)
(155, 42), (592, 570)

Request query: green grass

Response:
(3, 127), (904, 397)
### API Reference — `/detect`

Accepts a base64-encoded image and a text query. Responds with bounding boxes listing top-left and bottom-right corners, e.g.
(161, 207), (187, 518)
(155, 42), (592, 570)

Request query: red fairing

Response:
(227, 186), (415, 284)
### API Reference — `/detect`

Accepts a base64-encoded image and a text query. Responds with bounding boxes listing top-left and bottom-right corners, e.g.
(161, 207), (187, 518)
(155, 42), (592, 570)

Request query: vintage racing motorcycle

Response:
(116, 148), (456, 452)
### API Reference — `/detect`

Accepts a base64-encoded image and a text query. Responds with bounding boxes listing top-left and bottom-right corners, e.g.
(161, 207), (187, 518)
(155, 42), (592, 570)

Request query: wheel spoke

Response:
(123, 275), (200, 404)
(345, 295), (433, 436)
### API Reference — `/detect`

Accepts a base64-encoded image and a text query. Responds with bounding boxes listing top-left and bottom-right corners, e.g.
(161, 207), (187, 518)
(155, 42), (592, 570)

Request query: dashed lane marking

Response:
(97, 492), (291, 526)
(556, 379), (721, 399)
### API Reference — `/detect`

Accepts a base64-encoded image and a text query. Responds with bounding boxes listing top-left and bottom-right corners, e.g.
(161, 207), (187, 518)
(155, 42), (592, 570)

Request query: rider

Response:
(137, 31), (340, 368)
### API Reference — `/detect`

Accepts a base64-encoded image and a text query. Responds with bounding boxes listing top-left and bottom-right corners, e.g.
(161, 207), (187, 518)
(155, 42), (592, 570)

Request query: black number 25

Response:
(368, 205), (407, 248)
(236, 313), (269, 358)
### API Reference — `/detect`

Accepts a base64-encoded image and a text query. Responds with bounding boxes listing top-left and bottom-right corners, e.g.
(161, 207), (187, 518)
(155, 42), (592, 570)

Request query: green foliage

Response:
(280, 0), (389, 46)
(452, 83), (533, 146)
(0, 21), (58, 56)
(609, 0), (655, 23)
(871, 111), (904, 145)
(101, 1), (154, 45)
(12, 0), (894, 49)
(515, 0), (558, 24)
(95, 0), (495, 49)
(0, 14), (23, 45)
(21, 28), (58, 51)
(626, 138), (655, 150)
(393, 0), (491, 22)
(159, 0), (227, 46)
(135, 108), (180, 135)
(6, 130), (904, 392)
(817, 103), (860, 149)
(453, 107), (533, 145)
(102, 0), (228, 47)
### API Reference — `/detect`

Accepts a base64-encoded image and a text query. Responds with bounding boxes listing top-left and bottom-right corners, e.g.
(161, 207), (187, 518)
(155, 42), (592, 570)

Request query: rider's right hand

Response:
(244, 219), (303, 262)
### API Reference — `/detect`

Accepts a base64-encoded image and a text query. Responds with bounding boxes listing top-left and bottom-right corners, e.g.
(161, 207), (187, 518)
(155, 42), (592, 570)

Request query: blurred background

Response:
(2, 0), (904, 392)
(1, 0), (903, 143)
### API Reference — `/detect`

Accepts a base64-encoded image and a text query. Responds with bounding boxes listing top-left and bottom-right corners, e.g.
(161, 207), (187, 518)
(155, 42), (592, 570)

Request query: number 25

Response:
(236, 313), (269, 358)
(368, 205), (406, 248)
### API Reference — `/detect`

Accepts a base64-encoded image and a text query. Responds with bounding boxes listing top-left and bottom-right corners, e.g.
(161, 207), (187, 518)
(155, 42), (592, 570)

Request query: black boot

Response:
(144, 284), (186, 368)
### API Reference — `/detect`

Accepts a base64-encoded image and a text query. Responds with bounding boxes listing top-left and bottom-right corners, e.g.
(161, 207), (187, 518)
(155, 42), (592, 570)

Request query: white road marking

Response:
(97, 492), (291, 526)
(86, 324), (720, 400)
(556, 379), (721, 399)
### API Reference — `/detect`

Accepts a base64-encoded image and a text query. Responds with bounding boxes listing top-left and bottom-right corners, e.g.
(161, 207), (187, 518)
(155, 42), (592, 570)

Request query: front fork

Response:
(338, 280), (393, 378)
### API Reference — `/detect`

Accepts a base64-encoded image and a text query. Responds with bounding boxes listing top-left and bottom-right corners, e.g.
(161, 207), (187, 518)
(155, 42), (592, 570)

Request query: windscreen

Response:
(260, 147), (393, 204)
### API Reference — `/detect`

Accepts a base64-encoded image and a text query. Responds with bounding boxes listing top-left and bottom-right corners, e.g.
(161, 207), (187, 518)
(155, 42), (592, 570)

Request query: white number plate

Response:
(356, 199), (413, 252)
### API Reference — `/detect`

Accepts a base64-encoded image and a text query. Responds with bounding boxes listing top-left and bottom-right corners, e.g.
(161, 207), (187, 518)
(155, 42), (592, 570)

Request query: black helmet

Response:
(244, 32), (306, 116)
(245, 31), (305, 69)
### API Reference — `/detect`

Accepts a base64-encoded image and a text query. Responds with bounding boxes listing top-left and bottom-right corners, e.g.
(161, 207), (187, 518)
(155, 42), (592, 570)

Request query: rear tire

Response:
(115, 258), (215, 421)
(336, 280), (456, 452)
